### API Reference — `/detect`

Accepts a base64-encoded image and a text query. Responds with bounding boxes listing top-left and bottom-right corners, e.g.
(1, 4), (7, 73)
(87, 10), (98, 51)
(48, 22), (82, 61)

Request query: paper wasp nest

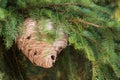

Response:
(17, 18), (67, 68)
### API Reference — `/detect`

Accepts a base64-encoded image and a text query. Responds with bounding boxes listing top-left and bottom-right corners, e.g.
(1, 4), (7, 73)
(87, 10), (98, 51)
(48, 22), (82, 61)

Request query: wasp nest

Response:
(17, 18), (67, 68)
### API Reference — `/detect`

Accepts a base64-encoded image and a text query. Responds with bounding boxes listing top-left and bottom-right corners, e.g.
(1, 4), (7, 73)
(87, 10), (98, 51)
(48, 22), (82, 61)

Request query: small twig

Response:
(30, 3), (83, 8)
(91, 61), (95, 80)
(70, 18), (101, 28)
(47, 3), (83, 7)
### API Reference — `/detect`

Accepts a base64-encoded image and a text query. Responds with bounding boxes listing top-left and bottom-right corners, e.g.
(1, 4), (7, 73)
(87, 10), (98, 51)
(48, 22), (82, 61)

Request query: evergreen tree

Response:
(0, 0), (120, 80)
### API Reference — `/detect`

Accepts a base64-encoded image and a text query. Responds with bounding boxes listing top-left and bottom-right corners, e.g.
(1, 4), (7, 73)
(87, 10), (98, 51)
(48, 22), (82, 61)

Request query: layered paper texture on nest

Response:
(17, 18), (67, 68)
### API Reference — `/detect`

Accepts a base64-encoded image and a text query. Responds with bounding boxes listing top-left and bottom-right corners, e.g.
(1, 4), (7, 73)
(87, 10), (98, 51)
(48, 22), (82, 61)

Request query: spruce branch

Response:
(27, 3), (84, 9)
(69, 18), (101, 28)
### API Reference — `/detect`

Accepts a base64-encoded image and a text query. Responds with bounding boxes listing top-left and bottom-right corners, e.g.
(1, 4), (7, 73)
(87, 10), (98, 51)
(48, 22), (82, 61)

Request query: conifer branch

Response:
(70, 18), (101, 28)
(28, 3), (84, 9)
(48, 3), (82, 7)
